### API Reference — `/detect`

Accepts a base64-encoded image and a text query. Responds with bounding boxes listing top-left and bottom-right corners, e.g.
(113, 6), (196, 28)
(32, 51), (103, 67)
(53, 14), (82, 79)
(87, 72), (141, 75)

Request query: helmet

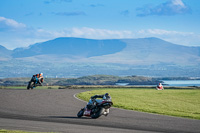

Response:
(39, 73), (43, 76)
(103, 93), (111, 100)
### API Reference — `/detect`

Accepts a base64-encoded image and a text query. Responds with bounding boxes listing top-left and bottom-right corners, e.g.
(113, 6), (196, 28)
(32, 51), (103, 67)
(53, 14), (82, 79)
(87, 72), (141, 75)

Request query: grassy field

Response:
(77, 88), (200, 119)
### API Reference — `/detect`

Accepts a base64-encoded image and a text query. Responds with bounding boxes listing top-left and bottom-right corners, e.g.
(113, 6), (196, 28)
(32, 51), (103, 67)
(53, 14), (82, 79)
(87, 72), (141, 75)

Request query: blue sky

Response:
(0, 0), (200, 49)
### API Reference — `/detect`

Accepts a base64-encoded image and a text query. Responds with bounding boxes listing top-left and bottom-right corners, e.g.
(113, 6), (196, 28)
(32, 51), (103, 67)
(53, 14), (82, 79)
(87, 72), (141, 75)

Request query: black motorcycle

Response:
(27, 76), (41, 90)
(77, 98), (113, 119)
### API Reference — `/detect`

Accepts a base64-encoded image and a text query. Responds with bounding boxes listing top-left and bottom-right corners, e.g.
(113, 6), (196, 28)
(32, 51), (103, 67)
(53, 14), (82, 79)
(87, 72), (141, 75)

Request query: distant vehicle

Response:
(77, 97), (113, 119)
(27, 73), (43, 90)
(156, 83), (164, 90)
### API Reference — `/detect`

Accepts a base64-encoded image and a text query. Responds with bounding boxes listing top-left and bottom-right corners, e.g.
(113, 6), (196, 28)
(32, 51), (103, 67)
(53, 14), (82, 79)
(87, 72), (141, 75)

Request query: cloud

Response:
(52, 11), (86, 16)
(0, 17), (26, 31)
(138, 29), (188, 35)
(136, 29), (200, 46)
(64, 28), (200, 46)
(44, 0), (72, 4)
(0, 17), (47, 49)
(120, 10), (130, 16)
(64, 27), (133, 39)
(137, 0), (191, 16)
(0, 17), (200, 50)
(0, 18), (133, 49)
(25, 12), (34, 16)
(90, 4), (104, 8)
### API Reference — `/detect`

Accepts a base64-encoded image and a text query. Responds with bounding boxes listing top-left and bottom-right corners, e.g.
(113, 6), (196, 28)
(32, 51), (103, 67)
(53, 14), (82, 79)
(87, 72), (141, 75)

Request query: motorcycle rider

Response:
(38, 73), (44, 85)
(32, 73), (43, 85)
(87, 93), (111, 109)
(77, 93), (112, 118)
(157, 83), (164, 90)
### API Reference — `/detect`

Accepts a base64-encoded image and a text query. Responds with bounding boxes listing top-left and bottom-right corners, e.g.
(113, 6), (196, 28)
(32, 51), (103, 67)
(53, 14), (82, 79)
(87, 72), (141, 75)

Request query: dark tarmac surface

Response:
(0, 89), (199, 133)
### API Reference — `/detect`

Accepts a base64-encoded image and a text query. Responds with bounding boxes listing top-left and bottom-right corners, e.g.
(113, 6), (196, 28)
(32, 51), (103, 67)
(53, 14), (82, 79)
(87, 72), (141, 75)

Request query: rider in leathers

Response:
(87, 93), (111, 115)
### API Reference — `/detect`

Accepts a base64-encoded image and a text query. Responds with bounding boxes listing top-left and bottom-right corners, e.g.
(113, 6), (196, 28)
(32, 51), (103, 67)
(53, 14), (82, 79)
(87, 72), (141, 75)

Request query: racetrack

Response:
(0, 89), (199, 133)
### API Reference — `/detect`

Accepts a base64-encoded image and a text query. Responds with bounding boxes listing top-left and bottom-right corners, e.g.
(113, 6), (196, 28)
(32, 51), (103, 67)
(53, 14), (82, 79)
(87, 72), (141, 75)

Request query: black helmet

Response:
(103, 93), (111, 100)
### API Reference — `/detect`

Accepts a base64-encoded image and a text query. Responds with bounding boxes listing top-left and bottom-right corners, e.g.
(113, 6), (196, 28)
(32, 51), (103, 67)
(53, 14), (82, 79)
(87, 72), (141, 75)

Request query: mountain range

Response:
(1, 37), (200, 65)
(0, 37), (200, 77)
(12, 37), (126, 58)
(0, 45), (12, 60)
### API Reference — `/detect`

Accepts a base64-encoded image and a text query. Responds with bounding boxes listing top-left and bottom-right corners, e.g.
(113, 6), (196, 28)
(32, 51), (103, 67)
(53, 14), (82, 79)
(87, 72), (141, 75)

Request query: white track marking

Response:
(73, 93), (87, 103)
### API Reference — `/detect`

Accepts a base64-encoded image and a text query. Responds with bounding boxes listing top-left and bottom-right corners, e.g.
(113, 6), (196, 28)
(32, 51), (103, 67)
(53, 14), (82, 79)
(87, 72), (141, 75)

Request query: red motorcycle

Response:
(77, 98), (113, 119)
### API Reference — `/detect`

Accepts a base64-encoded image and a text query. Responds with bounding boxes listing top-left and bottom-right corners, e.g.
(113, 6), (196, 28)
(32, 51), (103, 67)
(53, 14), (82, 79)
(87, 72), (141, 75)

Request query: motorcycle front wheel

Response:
(77, 109), (84, 118)
(27, 82), (34, 90)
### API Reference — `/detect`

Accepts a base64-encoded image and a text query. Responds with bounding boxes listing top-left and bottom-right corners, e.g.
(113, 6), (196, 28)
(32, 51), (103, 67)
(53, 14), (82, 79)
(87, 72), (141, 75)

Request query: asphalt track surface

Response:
(0, 89), (200, 133)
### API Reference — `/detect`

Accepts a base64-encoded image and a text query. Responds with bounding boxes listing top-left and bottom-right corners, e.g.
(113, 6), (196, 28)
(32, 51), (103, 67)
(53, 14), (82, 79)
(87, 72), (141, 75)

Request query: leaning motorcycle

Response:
(77, 98), (113, 119)
(27, 77), (41, 90)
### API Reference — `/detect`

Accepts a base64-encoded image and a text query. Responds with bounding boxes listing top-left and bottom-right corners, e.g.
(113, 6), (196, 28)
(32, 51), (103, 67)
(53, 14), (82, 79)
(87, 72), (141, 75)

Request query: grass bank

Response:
(77, 88), (200, 119)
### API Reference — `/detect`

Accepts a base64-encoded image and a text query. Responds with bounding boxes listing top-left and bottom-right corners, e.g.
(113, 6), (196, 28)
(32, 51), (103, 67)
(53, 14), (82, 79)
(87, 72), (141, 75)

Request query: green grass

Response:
(77, 88), (200, 119)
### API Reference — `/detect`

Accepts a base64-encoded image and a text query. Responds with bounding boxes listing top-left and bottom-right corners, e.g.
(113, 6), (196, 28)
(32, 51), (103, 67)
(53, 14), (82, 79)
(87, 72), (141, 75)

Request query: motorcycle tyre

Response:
(77, 109), (84, 118)
(27, 82), (34, 90)
(91, 108), (103, 119)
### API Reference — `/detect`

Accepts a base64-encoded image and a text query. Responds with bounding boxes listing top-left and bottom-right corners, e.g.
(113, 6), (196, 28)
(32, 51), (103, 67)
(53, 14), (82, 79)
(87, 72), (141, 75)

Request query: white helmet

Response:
(40, 73), (43, 76)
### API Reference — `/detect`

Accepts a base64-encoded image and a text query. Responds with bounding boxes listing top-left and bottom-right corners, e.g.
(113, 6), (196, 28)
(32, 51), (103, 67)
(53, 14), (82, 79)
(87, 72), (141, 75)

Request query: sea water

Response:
(162, 80), (200, 87)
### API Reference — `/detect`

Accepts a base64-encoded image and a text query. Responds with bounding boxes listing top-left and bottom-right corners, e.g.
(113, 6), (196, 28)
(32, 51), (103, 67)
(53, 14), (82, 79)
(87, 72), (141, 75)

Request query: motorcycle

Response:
(27, 76), (41, 90)
(156, 83), (164, 90)
(77, 98), (113, 119)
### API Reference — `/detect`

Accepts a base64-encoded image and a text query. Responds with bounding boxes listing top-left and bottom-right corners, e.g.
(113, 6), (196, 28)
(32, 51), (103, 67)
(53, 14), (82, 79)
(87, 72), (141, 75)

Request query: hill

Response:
(88, 37), (200, 65)
(0, 75), (161, 86)
(0, 37), (200, 77)
(10, 37), (200, 65)
(0, 45), (12, 60)
(12, 37), (126, 58)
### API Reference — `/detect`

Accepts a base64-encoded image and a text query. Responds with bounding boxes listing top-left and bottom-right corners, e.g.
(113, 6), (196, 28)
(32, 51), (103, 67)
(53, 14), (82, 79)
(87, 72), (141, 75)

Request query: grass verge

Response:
(77, 88), (200, 119)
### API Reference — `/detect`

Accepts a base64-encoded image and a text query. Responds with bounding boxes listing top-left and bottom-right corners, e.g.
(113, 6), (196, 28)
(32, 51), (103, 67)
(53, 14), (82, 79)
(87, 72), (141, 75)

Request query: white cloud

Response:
(136, 29), (200, 46)
(172, 0), (185, 7)
(0, 17), (26, 30)
(65, 27), (133, 39)
(137, 0), (191, 16)
(138, 29), (193, 36)
(0, 17), (200, 49)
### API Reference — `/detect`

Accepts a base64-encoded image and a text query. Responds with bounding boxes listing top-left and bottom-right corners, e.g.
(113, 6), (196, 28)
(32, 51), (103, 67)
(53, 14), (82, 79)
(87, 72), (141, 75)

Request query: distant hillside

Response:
(12, 37), (126, 58)
(0, 75), (161, 86)
(54, 75), (161, 85)
(0, 45), (12, 60)
(0, 37), (200, 78)
(88, 37), (200, 65)
(9, 37), (200, 65)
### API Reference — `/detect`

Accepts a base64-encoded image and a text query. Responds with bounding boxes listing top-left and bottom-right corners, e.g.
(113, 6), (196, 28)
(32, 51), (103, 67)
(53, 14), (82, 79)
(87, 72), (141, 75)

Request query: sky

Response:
(0, 0), (200, 50)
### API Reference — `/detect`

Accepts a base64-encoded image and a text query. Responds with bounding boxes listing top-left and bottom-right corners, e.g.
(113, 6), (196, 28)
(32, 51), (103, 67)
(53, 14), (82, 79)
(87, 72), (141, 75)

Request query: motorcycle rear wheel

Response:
(91, 108), (103, 119)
